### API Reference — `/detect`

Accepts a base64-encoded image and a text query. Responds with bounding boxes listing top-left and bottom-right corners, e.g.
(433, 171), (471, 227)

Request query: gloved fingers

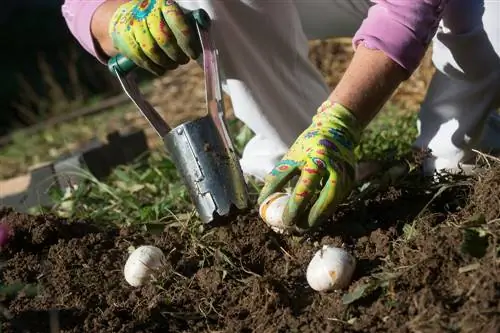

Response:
(282, 158), (328, 227)
(305, 159), (356, 228)
(140, 1), (186, 65)
(110, 2), (166, 75)
(257, 159), (301, 205)
(132, 9), (177, 70)
(115, 30), (166, 76)
(305, 173), (340, 229)
(160, 0), (200, 62)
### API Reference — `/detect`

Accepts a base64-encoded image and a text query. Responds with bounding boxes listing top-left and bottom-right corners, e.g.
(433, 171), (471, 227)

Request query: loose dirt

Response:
(0, 163), (498, 333)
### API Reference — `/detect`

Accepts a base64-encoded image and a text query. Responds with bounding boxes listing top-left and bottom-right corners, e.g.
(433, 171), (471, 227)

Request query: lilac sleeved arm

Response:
(353, 0), (450, 75)
(61, 0), (108, 63)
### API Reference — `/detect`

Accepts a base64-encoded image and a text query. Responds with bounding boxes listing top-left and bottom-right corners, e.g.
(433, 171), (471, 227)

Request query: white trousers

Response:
(177, 0), (500, 180)
(414, 0), (500, 173)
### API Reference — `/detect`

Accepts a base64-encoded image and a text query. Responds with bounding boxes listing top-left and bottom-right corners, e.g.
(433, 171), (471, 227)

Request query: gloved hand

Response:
(109, 0), (201, 75)
(257, 100), (363, 232)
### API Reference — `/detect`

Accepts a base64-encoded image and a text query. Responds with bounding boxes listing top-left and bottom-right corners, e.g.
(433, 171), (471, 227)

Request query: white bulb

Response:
(124, 245), (165, 287)
(258, 192), (291, 233)
(306, 245), (356, 292)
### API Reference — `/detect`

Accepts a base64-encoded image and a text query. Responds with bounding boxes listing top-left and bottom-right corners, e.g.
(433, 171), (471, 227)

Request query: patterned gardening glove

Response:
(257, 100), (363, 232)
(109, 0), (201, 75)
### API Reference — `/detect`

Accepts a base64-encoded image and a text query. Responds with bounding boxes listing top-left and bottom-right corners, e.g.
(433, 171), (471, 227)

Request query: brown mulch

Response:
(0, 164), (498, 333)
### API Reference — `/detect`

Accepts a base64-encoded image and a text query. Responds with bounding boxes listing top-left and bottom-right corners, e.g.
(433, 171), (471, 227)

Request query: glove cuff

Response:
(314, 100), (363, 145)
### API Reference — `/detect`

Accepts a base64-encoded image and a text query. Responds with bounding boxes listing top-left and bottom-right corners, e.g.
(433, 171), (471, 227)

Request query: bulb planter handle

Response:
(107, 8), (250, 224)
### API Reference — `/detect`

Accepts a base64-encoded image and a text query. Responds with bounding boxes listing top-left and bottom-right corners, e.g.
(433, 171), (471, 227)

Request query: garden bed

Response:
(0, 164), (498, 332)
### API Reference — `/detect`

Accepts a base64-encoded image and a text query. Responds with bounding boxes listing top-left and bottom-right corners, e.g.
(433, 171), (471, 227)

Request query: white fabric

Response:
(414, 0), (500, 174)
(176, 0), (500, 180)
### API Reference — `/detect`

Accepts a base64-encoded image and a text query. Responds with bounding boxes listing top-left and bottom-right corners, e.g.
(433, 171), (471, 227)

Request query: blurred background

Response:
(0, 0), (121, 135)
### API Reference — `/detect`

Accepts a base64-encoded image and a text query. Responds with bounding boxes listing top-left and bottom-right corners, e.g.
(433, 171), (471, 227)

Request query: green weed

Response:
(45, 151), (192, 227)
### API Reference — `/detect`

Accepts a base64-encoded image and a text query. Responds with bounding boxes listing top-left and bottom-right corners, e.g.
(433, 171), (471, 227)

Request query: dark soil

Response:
(0, 166), (499, 333)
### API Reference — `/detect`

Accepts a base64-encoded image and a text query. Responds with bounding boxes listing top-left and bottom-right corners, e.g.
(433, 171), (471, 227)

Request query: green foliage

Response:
(0, 107), (130, 180)
(461, 228), (489, 258)
(460, 214), (492, 259)
(17, 104), (420, 227)
(48, 151), (193, 227)
(0, 267), (39, 322)
(0, 282), (38, 299)
(342, 272), (399, 305)
(356, 106), (418, 162)
(43, 119), (266, 227)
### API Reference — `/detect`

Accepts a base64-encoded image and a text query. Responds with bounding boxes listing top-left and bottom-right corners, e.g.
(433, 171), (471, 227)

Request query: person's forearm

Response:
(91, 0), (129, 58)
(328, 44), (408, 128)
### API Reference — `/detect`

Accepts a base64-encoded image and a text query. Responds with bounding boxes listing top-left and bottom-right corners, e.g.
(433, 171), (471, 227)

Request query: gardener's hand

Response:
(257, 100), (362, 232)
(109, 0), (201, 75)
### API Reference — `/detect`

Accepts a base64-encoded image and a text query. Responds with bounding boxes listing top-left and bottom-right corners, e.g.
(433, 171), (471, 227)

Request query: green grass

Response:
(28, 116), (261, 228)
(27, 104), (419, 227)
(47, 151), (194, 228)
(0, 106), (132, 180)
(356, 105), (418, 162)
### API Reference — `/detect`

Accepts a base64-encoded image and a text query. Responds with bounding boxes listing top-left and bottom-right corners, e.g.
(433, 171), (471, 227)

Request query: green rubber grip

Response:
(108, 8), (211, 76)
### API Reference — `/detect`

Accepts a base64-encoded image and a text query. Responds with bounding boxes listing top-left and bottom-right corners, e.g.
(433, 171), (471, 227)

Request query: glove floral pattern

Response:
(109, 0), (201, 75)
(258, 100), (362, 231)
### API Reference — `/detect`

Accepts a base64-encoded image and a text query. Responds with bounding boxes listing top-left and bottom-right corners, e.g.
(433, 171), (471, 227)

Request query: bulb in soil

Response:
(124, 245), (165, 287)
(306, 245), (356, 292)
(259, 192), (291, 233)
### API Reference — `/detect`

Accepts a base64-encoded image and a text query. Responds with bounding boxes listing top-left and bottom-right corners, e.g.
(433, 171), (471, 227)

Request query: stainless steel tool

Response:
(107, 9), (250, 223)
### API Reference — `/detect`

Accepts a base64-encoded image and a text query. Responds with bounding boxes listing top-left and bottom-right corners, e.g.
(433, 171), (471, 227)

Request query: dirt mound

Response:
(0, 167), (499, 333)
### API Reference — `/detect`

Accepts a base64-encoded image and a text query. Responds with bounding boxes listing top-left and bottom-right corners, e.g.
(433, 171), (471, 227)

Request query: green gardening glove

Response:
(109, 0), (201, 75)
(257, 100), (363, 232)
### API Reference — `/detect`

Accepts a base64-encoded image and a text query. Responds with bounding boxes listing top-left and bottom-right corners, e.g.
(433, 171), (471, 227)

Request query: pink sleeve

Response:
(61, 0), (108, 63)
(353, 0), (450, 75)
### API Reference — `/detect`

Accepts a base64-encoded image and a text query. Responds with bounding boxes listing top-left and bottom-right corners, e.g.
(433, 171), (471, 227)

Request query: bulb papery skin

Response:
(306, 245), (356, 292)
(259, 192), (291, 233)
(124, 245), (165, 287)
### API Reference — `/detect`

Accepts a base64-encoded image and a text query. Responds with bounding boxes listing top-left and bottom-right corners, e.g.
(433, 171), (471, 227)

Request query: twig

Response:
(472, 149), (500, 164)
(488, 218), (500, 224)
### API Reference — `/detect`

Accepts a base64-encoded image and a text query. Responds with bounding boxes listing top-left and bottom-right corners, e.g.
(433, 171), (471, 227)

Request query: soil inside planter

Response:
(0, 167), (499, 333)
